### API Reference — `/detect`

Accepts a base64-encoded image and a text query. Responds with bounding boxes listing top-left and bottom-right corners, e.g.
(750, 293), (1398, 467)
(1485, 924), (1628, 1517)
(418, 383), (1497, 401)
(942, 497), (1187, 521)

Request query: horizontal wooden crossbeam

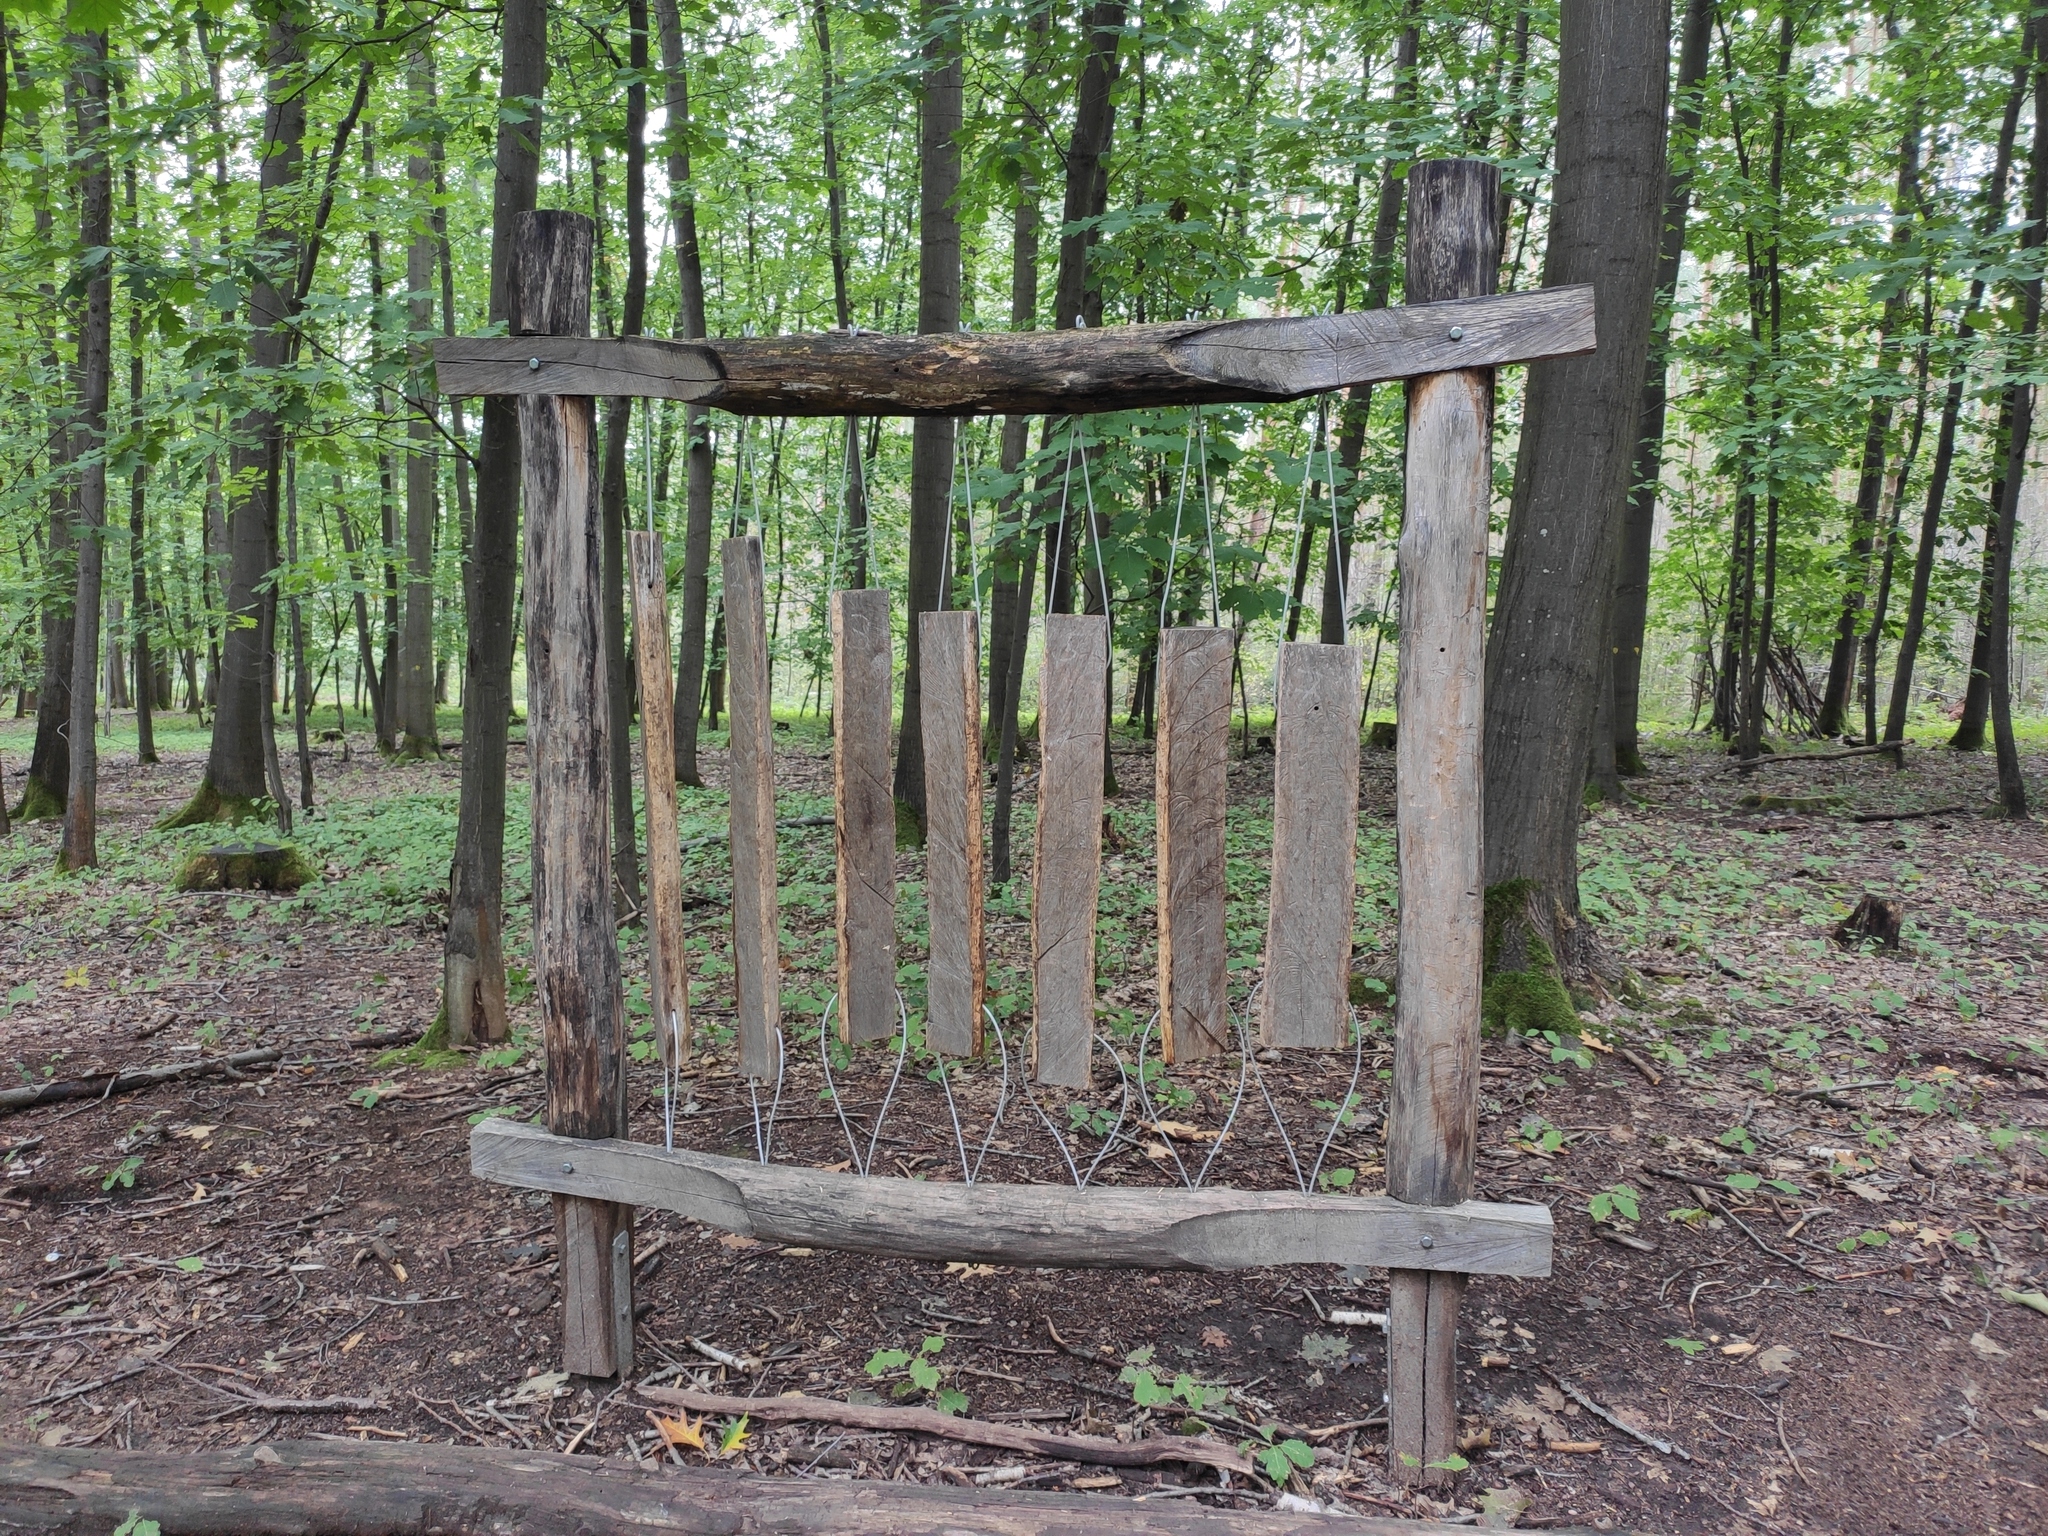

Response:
(470, 1118), (1553, 1277)
(432, 286), (1594, 416)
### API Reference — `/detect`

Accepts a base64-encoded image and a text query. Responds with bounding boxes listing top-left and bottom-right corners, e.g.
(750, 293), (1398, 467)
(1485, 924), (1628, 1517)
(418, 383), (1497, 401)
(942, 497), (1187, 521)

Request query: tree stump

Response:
(174, 843), (312, 893)
(1367, 720), (1397, 751)
(1835, 895), (1903, 950)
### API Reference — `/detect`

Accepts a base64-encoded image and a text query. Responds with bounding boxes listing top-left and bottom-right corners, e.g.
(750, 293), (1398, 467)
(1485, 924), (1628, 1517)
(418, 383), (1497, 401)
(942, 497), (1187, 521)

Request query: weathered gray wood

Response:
(630, 531), (690, 1070)
(831, 588), (897, 1045)
(515, 210), (629, 1380)
(1385, 1271), (1429, 1475)
(1155, 626), (1233, 1062)
(1, 1442), (1544, 1536)
(1386, 157), (1498, 1489)
(723, 535), (780, 1079)
(1032, 614), (1109, 1087)
(471, 1117), (1553, 1276)
(1258, 642), (1362, 1049)
(432, 285), (1595, 417)
(919, 609), (983, 1055)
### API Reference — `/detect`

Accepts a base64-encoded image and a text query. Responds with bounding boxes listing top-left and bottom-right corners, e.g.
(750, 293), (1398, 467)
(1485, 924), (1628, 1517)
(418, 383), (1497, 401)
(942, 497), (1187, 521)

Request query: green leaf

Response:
(934, 1387), (970, 1416)
(174, 1256), (205, 1273)
(864, 1349), (910, 1376)
(907, 1358), (941, 1392)
(1725, 1171), (1762, 1191)
(1664, 1336), (1706, 1356)
(1426, 1452), (1469, 1472)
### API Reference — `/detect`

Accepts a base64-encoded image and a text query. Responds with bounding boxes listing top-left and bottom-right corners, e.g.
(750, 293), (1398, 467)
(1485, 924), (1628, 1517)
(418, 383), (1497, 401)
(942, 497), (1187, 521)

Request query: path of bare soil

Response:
(2, 720), (2045, 1534)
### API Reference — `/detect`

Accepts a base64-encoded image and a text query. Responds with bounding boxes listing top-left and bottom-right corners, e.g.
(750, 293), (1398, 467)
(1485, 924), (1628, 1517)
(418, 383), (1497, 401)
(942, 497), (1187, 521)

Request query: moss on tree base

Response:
(174, 842), (313, 893)
(1480, 878), (1582, 1038)
(14, 778), (64, 823)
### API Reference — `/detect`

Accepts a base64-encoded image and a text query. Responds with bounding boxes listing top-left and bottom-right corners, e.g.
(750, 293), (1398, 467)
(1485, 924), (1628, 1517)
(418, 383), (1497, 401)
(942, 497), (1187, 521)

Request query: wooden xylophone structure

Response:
(436, 159), (1595, 1486)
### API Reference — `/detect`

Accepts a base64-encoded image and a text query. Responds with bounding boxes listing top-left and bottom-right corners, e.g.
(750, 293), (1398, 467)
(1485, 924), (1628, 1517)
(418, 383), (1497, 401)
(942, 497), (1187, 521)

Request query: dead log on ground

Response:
(0, 1048), (283, 1117)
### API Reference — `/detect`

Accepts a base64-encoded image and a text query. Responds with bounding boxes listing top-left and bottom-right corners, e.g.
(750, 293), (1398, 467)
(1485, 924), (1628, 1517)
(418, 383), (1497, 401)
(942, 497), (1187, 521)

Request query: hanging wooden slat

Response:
(1155, 626), (1234, 1062)
(433, 285), (1596, 417)
(723, 536), (781, 1079)
(919, 610), (984, 1056)
(1259, 642), (1362, 1050)
(831, 588), (897, 1045)
(1032, 613), (1109, 1088)
(630, 532), (691, 1070)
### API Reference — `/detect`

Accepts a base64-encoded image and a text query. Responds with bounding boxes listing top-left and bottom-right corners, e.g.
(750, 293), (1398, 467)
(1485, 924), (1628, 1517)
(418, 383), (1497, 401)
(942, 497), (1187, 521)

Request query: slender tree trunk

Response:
(165, 10), (307, 825)
(600, 0), (651, 910)
(398, 35), (441, 760)
(1609, 0), (1712, 774)
(893, 0), (964, 832)
(125, 161), (156, 766)
(813, 0), (870, 592)
(986, 167), (1042, 764)
(59, 30), (112, 871)
(1862, 286), (1931, 747)
(657, 0), (714, 786)
(1480, 0), (1668, 962)
(287, 446), (312, 809)
(443, 0), (547, 1045)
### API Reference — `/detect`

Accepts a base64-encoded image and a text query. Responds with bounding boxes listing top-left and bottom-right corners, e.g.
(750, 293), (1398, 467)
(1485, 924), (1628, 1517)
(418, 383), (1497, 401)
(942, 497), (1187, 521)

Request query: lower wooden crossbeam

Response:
(0, 1442), (1586, 1535)
(470, 1118), (1551, 1277)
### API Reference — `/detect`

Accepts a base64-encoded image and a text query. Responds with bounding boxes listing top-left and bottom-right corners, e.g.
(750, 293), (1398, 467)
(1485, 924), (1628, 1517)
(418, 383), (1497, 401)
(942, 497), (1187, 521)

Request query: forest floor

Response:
(2, 709), (2046, 1535)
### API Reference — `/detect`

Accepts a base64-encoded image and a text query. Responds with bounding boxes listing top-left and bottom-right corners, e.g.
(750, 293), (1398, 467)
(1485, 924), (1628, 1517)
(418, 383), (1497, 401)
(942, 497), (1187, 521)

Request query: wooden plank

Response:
(723, 535), (780, 1079)
(1154, 626), (1233, 1062)
(831, 588), (897, 1045)
(1031, 613), (1108, 1087)
(2, 1441), (1541, 1536)
(432, 285), (1596, 417)
(630, 531), (690, 1070)
(919, 609), (984, 1055)
(1385, 1271), (1429, 1475)
(513, 209), (628, 1379)
(471, 1117), (1554, 1277)
(1258, 642), (1362, 1049)
(1386, 156), (1498, 1490)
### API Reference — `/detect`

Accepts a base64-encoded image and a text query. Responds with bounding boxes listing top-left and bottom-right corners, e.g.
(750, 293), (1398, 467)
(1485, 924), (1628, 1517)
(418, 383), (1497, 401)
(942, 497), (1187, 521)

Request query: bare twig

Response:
(1541, 1369), (1691, 1461)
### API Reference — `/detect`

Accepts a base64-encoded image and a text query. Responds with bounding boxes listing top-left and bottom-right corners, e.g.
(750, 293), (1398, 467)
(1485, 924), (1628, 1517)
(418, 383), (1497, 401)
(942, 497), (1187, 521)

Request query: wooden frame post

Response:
(630, 531), (690, 1070)
(919, 609), (984, 1055)
(1155, 626), (1233, 1062)
(1032, 613), (1108, 1087)
(514, 210), (631, 1378)
(1385, 160), (1499, 1482)
(725, 535), (781, 1079)
(831, 588), (897, 1043)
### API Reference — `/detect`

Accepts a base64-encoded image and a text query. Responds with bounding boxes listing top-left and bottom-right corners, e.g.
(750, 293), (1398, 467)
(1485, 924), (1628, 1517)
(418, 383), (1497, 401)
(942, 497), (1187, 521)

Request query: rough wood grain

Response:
(630, 531), (690, 1070)
(433, 285), (1595, 417)
(0, 1441), (1546, 1536)
(1386, 156), (1498, 1489)
(919, 609), (983, 1055)
(831, 588), (897, 1045)
(514, 210), (628, 1379)
(641, 1387), (1253, 1476)
(1155, 626), (1233, 1062)
(470, 1117), (1553, 1276)
(723, 535), (780, 1079)
(1258, 642), (1362, 1049)
(1032, 614), (1109, 1087)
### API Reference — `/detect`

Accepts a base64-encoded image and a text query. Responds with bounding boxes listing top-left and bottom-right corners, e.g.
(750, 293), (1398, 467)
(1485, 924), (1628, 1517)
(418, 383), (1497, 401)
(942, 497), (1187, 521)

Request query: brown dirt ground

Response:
(2, 722), (2046, 1534)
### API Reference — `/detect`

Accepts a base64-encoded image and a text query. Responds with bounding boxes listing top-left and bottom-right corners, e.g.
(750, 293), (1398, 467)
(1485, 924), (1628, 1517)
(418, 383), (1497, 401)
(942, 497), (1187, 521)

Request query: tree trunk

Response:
(443, 0), (547, 1046)
(1480, 0), (1668, 976)
(813, 0), (870, 593)
(1862, 284), (1931, 747)
(59, 29), (112, 871)
(657, 0), (714, 787)
(125, 160), (156, 767)
(893, 0), (965, 834)
(984, 176), (1041, 765)
(1608, 0), (1712, 774)
(164, 11), (306, 827)
(287, 447), (313, 810)
(599, 0), (651, 911)
(399, 32), (441, 760)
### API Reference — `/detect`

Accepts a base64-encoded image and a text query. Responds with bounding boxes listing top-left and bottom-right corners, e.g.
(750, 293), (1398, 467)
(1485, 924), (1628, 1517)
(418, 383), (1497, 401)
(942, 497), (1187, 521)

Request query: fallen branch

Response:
(1725, 742), (1905, 771)
(1616, 1048), (1661, 1087)
(1541, 1369), (1691, 1461)
(1791, 1078), (1891, 1103)
(0, 1048), (284, 1116)
(639, 1385), (1256, 1478)
(1850, 805), (1967, 824)
(2, 1441), (1471, 1535)
(158, 1361), (383, 1417)
(679, 813), (833, 855)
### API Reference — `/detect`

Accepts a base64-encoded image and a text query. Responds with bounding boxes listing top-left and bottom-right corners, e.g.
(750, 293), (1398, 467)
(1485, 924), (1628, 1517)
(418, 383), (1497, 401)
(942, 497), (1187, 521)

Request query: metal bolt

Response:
(528, 357), (541, 370)
(1419, 1234), (1435, 1250)
(1447, 327), (1465, 341)
(562, 1162), (574, 1174)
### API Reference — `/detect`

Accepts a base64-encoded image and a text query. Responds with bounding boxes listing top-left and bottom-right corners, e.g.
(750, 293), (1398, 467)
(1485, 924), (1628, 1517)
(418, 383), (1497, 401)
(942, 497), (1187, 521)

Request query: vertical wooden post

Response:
(630, 530), (690, 1069)
(724, 534), (781, 1080)
(1385, 159), (1499, 1483)
(1031, 612), (1108, 1087)
(832, 588), (897, 1043)
(919, 609), (983, 1056)
(1155, 625), (1232, 1062)
(1258, 641), (1362, 1050)
(515, 210), (631, 1379)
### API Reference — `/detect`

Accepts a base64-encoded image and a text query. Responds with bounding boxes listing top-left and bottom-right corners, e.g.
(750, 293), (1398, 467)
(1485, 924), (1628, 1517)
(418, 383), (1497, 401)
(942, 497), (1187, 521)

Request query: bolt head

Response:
(1448, 327), (1465, 341)
(1419, 1234), (1435, 1250)
(528, 357), (541, 370)
(561, 1162), (574, 1174)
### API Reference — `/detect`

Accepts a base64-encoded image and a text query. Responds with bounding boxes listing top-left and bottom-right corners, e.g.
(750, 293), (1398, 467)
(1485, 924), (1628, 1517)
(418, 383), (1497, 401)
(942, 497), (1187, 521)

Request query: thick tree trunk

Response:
(165, 11), (306, 827)
(1480, 0), (1668, 971)
(443, 0), (546, 1046)
(1609, 0), (1712, 774)
(399, 34), (441, 760)
(893, 0), (965, 833)
(657, 0), (714, 786)
(599, 0), (651, 910)
(59, 30), (112, 871)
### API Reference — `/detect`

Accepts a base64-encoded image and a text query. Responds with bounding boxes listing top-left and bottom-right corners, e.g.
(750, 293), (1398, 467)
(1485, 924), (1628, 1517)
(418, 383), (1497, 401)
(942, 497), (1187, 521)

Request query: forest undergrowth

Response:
(2, 713), (2045, 1534)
